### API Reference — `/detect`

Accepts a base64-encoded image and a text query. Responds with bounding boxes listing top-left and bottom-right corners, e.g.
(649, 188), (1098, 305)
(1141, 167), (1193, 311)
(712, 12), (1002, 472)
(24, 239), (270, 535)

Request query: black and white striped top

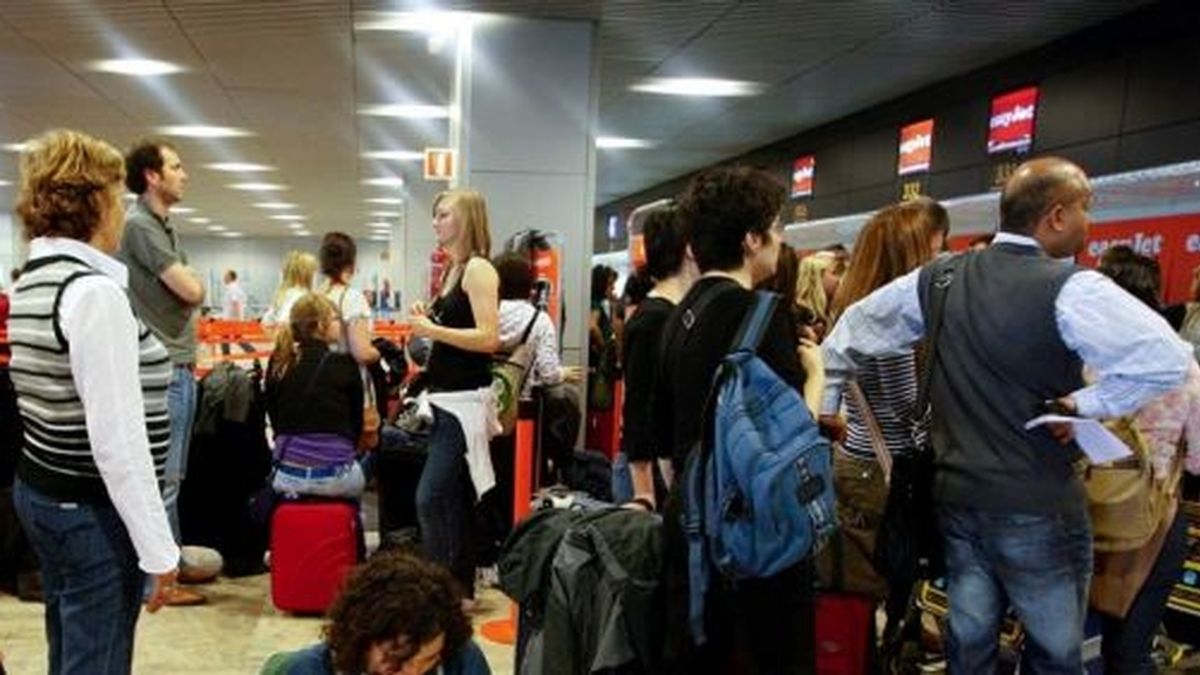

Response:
(841, 351), (929, 461)
(9, 255), (170, 502)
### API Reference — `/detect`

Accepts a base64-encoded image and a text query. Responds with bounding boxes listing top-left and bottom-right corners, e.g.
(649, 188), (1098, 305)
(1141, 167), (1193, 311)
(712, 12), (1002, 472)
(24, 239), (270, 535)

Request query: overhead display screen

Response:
(898, 119), (934, 176)
(791, 155), (815, 198)
(988, 86), (1039, 154)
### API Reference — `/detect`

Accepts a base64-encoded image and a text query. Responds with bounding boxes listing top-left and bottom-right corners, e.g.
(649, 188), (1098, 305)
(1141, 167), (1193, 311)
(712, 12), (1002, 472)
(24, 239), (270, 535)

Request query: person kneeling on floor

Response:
(261, 552), (491, 675)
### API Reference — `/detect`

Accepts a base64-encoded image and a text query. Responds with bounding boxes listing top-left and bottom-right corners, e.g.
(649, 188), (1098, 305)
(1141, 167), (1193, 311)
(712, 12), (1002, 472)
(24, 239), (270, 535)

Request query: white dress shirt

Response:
(28, 238), (180, 574)
(821, 232), (1194, 420)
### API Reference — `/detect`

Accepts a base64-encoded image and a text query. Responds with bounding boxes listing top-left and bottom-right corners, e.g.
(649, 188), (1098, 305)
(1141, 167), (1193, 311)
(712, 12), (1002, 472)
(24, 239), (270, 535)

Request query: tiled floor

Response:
(0, 575), (516, 674)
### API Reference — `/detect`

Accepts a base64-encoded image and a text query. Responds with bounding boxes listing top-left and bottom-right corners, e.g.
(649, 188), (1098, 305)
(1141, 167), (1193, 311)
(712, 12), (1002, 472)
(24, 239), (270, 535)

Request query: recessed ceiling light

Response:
(370, 211), (400, 218)
(356, 11), (469, 33)
(366, 197), (404, 205)
(206, 162), (274, 172)
(630, 77), (762, 97)
(358, 104), (451, 119)
(171, 206), (196, 214)
(157, 125), (252, 138)
(219, 231), (244, 238)
(596, 136), (653, 149)
(206, 225), (227, 232)
(90, 58), (184, 76)
(362, 150), (424, 161)
(189, 217), (211, 224)
(230, 182), (286, 191)
(363, 177), (406, 188)
(2, 142), (30, 153)
(254, 202), (296, 210)
(269, 214), (307, 221)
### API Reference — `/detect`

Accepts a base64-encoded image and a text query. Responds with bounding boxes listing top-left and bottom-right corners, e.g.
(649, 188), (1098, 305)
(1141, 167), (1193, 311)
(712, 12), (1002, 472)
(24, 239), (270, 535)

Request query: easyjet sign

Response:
(988, 86), (1038, 154)
(791, 155), (815, 198)
(898, 119), (934, 176)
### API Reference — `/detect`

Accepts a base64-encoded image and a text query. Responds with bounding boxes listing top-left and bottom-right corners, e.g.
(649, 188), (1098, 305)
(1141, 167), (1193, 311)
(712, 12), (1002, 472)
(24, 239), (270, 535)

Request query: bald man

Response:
(820, 157), (1192, 673)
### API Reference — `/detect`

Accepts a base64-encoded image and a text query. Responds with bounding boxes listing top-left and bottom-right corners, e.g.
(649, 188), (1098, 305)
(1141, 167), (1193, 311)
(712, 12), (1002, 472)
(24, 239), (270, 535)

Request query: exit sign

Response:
(424, 148), (456, 181)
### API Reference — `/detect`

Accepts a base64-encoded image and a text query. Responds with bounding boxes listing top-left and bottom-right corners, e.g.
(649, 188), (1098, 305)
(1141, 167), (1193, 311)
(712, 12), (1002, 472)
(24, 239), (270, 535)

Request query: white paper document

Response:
(1023, 414), (1133, 464)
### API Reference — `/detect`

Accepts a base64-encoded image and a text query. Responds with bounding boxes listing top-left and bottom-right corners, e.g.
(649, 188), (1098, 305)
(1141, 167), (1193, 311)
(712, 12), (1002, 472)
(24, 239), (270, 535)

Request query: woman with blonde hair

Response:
(265, 293), (365, 499)
(795, 250), (844, 341)
(409, 188), (501, 600)
(9, 130), (178, 673)
(262, 250), (317, 329)
(820, 199), (945, 655)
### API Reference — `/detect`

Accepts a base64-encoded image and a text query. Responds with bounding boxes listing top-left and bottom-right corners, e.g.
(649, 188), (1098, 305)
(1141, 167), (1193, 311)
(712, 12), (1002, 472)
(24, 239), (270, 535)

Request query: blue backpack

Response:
(682, 290), (836, 644)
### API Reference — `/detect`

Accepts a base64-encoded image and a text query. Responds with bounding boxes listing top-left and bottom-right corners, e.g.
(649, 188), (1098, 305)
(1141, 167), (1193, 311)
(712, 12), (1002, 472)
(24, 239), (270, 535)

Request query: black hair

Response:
(124, 138), (173, 196)
(676, 166), (784, 273)
(1098, 246), (1162, 311)
(591, 265), (615, 302)
(642, 206), (686, 282)
(320, 232), (357, 282)
(622, 270), (654, 307)
(494, 252), (535, 301)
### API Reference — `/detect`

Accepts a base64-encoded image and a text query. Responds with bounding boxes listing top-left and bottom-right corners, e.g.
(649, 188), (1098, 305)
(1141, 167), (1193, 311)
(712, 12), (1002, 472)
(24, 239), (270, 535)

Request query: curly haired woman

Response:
(261, 552), (491, 675)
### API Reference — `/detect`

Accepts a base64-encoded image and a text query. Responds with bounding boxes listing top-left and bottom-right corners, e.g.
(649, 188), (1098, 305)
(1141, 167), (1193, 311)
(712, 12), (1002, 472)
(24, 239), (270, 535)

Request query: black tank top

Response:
(425, 266), (493, 392)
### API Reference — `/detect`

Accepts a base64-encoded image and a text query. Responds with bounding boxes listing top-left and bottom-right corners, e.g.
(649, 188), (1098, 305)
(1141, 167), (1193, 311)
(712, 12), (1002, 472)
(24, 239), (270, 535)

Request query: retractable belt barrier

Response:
(194, 318), (412, 377)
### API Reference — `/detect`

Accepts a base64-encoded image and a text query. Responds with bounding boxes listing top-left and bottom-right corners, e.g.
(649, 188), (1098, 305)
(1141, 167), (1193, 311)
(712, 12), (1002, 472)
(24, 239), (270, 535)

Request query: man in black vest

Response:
(821, 157), (1192, 673)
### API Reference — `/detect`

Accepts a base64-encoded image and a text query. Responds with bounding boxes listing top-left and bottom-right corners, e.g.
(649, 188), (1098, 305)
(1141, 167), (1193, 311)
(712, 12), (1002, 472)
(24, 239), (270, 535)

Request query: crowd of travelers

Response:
(0, 126), (1198, 675)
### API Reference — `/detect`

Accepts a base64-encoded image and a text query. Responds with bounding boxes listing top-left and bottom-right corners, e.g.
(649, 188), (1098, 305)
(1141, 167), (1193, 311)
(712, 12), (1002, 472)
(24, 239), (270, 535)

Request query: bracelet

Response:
(629, 497), (655, 512)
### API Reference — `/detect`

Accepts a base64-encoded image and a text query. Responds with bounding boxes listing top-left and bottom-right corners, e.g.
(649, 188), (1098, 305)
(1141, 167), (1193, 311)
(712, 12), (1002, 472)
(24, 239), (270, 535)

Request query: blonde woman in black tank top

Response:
(408, 189), (500, 598)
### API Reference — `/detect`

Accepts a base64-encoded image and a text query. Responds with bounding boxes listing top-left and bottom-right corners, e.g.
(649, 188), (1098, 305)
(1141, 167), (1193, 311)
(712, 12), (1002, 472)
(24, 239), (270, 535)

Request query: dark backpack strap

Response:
(731, 291), (780, 354)
(519, 307), (540, 345)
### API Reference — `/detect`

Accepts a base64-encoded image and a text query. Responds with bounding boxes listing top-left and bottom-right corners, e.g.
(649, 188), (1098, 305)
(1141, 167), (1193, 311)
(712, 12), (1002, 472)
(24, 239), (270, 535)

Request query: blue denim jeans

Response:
(12, 479), (145, 675)
(611, 451), (633, 504)
(272, 460), (365, 499)
(937, 506), (1092, 674)
(163, 364), (197, 542)
(416, 406), (475, 595)
(1100, 508), (1190, 674)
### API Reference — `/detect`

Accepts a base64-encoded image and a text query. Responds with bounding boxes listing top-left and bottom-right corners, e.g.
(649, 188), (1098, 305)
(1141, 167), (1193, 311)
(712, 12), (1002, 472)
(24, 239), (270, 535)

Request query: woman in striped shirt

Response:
(821, 198), (948, 639)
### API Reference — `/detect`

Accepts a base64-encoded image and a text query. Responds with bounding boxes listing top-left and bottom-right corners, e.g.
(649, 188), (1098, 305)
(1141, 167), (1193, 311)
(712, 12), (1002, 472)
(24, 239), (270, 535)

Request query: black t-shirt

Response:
(654, 277), (806, 470)
(426, 269), (493, 392)
(266, 342), (364, 441)
(621, 296), (675, 462)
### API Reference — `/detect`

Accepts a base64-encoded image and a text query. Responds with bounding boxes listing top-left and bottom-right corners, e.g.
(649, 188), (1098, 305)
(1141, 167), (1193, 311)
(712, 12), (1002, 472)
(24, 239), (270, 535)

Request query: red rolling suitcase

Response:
(270, 500), (359, 614)
(815, 593), (875, 675)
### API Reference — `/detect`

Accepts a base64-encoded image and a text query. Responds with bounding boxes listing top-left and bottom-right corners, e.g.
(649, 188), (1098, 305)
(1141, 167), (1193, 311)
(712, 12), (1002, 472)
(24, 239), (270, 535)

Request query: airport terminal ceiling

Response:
(0, 1), (1152, 240)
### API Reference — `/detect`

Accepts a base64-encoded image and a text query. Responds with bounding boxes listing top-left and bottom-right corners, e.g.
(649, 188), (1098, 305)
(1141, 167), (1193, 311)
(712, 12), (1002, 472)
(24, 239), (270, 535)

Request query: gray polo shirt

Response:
(118, 200), (198, 365)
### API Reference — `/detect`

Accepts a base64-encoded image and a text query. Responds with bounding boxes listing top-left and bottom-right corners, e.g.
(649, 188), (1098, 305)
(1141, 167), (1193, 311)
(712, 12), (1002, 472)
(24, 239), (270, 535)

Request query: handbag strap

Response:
(519, 306), (540, 345)
(913, 258), (959, 447)
(847, 380), (893, 481)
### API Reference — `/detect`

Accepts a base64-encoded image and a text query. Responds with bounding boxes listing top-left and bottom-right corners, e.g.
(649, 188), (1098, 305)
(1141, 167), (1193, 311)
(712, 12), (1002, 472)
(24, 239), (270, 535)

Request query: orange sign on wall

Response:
(898, 119), (935, 176)
(423, 148), (456, 181)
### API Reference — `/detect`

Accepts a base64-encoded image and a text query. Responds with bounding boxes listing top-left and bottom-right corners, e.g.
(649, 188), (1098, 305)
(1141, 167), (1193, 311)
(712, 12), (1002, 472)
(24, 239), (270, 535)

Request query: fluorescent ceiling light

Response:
(219, 231), (244, 238)
(230, 182), (286, 191)
(596, 136), (653, 149)
(90, 58), (183, 76)
(356, 10), (469, 33)
(124, 193), (137, 200)
(2, 142), (30, 153)
(294, 230), (312, 237)
(206, 162), (274, 172)
(366, 197), (404, 205)
(254, 202), (297, 210)
(206, 225), (227, 232)
(0, 180), (10, 187)
(362, 150), (424, 161)
(630, 77), (762, 97)
(171, 206), (196, 214)
(359, 104), (451, 119)
(287, 223), (306, 230)
(367, 222), (392, 229)
(188, 217), (211, 224)
(370, 211), (400, 217)
(363, 177), (405, 188)
(157, 125), (252, 138)
(269, 214), (306, 221)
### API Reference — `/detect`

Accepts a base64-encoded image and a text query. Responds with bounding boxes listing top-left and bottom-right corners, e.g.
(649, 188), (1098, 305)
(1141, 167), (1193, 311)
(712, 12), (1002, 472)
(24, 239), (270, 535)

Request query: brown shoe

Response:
(162, 586), (207, 607)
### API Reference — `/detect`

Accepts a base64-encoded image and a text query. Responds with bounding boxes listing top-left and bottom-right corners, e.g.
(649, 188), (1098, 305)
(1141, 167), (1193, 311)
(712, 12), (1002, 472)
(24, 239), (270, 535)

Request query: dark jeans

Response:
(1100, 509), (1190, 674)
(12, 479), (145, 675)
(937, 506), (1092, 675)
(416, 406), (476, 596)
